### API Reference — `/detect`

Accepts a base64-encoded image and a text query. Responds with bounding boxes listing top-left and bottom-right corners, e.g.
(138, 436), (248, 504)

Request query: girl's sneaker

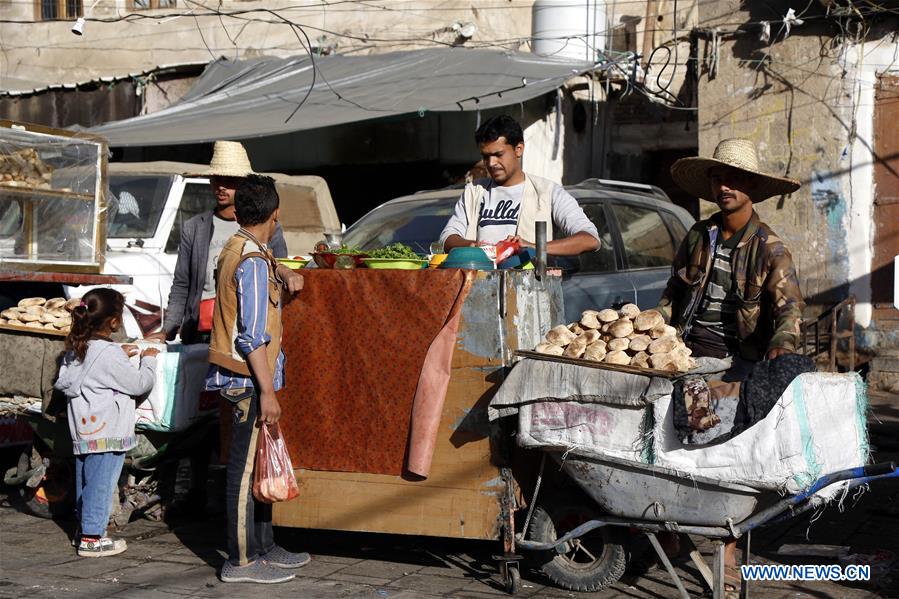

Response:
(77, 536), (127, 557)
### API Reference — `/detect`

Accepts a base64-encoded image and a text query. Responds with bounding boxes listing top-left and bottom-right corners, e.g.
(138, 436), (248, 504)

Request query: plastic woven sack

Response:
(252, 423), (300, 503)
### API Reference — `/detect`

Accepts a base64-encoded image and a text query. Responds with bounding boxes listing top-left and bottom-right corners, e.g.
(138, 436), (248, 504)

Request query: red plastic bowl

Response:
(311, 252), (369, 268)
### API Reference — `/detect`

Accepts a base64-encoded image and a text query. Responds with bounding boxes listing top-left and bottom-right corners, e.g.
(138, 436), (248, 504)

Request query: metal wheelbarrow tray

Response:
(555, 449), (772, 527)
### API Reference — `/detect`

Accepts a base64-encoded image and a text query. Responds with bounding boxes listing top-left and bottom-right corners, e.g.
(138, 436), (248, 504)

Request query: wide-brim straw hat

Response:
(199, 140), (254, 178)
(670, 138), (800, 202)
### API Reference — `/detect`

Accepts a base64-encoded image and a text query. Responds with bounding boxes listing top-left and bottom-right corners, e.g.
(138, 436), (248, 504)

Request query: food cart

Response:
(0, 122), (216, 521)
(266, 267), (563, 592)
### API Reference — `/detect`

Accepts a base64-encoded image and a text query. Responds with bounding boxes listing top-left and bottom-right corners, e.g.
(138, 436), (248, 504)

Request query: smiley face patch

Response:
(79, 415), (107, 436)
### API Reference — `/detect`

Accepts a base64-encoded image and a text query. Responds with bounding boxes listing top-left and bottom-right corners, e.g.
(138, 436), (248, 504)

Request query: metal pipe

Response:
(647, 532), (691, 599)
(535, 221), (547, 282)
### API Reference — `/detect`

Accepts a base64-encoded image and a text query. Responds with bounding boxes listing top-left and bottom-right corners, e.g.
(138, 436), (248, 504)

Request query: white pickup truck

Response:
(69, 161), (341, 338)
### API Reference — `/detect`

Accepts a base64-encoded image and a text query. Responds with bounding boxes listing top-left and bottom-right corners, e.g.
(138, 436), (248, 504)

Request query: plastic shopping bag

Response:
(252, 423), (300, 503)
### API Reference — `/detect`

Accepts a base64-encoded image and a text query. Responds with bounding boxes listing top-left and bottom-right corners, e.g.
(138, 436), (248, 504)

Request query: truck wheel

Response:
(527, 502), (626, 592)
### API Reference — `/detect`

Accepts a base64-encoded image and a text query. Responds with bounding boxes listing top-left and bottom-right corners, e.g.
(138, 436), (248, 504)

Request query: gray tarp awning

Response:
(89, 48), (595, 147)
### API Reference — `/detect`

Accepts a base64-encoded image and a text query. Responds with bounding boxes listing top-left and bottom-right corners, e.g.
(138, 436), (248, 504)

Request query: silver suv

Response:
(342, 179), (695, 322)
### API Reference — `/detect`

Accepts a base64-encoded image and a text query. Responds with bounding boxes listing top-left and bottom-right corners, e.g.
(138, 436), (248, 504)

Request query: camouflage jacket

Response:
(656, 210), (803, 361)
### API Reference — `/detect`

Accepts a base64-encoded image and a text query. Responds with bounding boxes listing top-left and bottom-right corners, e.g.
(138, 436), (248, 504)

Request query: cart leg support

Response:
(646, 533), (691, 599)
(713, 540), (726, 599)
(684, 536), (714, 592)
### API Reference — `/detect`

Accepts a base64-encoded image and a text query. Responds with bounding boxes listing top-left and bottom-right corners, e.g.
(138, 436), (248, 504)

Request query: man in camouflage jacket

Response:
(657, 211), (803, 361)
(655, 139), (805, 591)
(658, 138), (804, 363)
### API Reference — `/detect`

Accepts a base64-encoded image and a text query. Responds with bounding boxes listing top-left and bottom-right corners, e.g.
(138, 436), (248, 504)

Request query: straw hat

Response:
(670, 138), (800, 202)
(200, 141), (254, 177)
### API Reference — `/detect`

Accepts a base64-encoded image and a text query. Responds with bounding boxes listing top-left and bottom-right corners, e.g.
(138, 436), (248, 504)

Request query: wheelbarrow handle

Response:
(862, 461), (896, 477)
(735, 462), (897, 535)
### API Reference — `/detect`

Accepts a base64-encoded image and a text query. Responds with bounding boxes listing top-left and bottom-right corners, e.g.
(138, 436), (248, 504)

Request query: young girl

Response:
(55, 288), (159, 557)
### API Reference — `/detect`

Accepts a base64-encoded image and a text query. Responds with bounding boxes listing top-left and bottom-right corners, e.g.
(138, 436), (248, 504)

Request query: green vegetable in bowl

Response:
(368, 243), (421, 259)
(333, 245), (363, 255)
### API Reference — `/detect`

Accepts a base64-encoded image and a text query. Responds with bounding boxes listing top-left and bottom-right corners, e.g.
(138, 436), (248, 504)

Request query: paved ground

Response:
(1, 401), (898, 598)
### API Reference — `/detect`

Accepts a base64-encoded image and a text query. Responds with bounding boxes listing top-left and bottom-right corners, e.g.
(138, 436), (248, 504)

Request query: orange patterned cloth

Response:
(279, 269), (471, 475)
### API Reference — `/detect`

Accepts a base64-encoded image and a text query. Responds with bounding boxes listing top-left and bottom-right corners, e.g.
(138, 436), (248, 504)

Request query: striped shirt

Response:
(205, 254), (285, 392)
(687, 226), (746, 357)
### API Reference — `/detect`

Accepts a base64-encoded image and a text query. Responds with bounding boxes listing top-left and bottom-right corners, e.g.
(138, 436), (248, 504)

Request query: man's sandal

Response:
(724, 564), (742, 593)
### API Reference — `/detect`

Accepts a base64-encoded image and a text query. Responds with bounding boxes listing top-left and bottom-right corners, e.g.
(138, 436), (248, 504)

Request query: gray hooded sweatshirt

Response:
(55, 339), (157, 455)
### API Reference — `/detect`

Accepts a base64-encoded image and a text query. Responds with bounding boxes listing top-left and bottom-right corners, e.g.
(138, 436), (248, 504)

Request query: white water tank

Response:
(532, 0), (607, 62)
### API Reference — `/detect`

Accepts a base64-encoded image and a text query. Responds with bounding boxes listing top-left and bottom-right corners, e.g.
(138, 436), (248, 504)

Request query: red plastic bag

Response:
(494, 240), (521, 263)
(252, 423), (300, 503)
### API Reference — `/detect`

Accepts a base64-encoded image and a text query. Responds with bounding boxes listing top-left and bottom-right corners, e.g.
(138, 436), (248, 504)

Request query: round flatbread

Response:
(650, 324), (677, 339)
(44, 298), (67, 310)
(630, 351), (650, 368)
(604, 350), (630, 365)
(64, 298), (82, 312)
(19, 312), (41, 323)
(24, 321), (43, 329)
(634, 309), (664, 332)
(0, 308), (20, 320)
(619, 303), (640, 319)
(648, 336), (678, 355)
(17, 297), (46, 308)
(584, 343), (606, 362)
(628, 334), (652, 352)
(598, 309), (619, 323)
(608, 319), (634, 339)
(563, 335), (588, 359)
(535, 342), (564, 356)
(580, 311), (601, 330)
(608, 338), (630, 351)
(546, 324), (577, 347)
(568, 322), (585, 336)
(581, 330), (602, 345)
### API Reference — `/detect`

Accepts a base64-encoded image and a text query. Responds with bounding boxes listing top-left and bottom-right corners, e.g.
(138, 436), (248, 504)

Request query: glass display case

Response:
(0, 121), (107, 273)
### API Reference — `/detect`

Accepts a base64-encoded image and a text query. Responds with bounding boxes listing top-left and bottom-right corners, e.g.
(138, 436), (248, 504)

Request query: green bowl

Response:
(277, 257), (309, 269)
(361, 258), (429, 270)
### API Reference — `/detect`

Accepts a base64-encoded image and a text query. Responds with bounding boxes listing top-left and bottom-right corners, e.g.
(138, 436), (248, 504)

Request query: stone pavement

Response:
(0, 424), (897, 598)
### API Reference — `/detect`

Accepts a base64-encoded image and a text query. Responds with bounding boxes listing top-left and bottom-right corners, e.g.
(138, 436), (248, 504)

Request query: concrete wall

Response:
(693, 1), (899, 349)
(0, 1), (531, 86)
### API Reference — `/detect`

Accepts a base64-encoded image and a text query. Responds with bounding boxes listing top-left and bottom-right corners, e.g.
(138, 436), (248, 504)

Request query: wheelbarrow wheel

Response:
(528, 502), (626, 592)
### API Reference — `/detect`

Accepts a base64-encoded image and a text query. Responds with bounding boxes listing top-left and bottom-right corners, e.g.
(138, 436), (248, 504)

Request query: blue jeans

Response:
(221, 387), (274, 566)
(74, 452), (125, 536)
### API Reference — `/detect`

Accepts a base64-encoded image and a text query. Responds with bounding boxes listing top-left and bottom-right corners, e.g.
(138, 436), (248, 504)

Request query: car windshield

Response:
(107, 174), (175, 238)
(342, 197), (456, 253)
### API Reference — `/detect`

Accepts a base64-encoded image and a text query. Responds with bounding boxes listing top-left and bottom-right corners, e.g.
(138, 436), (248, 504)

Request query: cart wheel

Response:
(528, 502), (626, 592)
(504, 564), (522, 595)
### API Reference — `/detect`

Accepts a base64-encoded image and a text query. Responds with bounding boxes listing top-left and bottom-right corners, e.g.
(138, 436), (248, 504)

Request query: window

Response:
(342, 199), (456, 254)
(551, 200), (616, 273)
(107, 175), (174, 239)
(165, 182), (215, 253)
(661, 211), (688, 245)
(37, 0), (82, 20)
(571, 202), (616, 273)
(130, 0), (176, 9)
(611, 203), (676, 269)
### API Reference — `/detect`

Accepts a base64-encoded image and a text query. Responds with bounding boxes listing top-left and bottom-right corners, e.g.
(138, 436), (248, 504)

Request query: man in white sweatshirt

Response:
(439, 115), (600, 256)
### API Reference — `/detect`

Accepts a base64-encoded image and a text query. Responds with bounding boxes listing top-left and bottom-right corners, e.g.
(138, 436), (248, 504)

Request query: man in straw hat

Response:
(146, 141), (302, 516)
(656, 138), (804, 590)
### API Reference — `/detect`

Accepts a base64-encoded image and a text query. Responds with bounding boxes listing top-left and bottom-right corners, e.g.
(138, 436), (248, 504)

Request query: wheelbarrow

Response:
(514, 447), (898, 598)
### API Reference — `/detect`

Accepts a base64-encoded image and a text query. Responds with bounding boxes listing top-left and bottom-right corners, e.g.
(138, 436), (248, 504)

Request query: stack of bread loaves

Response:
(0, 297), (77, 334)
(0, 148), (54, 189)
(534, 304), (696, 372)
